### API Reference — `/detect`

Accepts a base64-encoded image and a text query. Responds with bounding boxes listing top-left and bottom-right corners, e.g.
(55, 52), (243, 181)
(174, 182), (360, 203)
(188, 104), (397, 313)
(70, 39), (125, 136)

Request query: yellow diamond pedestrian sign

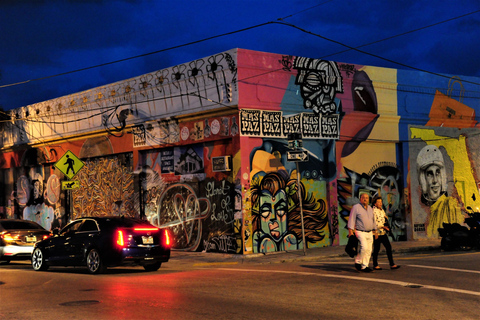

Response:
(54, 151), (84, 180)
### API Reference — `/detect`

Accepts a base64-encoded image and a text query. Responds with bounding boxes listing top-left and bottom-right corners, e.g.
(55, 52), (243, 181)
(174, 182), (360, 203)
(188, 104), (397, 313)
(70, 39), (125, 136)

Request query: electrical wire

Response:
(1, 89), (475, 148)
(1, 4), (480, 146)
(0, 6), (479, 91)
(1, 70), (479, 127)
(272, 20), (480, 86)
(3, 55), (480, 126)
(320, 8), (480, 60)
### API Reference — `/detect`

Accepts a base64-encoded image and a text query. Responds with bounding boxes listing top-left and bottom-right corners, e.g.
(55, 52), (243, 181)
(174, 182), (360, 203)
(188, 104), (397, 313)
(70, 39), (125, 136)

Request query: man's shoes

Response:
(373, 266), (382, 270)
(354, 263), (362, 271)
(390, 265), (400, 270)
(361, 267), (373, 273)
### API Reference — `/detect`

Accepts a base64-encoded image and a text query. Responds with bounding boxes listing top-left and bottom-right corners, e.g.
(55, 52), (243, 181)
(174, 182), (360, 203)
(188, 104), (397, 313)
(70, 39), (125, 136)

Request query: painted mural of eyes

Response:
(261, 210), (270, 219)
(276, 209), (285, 217)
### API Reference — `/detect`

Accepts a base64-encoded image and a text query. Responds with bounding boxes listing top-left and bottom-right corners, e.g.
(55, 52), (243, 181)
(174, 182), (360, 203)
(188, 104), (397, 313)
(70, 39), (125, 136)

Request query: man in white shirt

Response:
(347, 193), (377, 272)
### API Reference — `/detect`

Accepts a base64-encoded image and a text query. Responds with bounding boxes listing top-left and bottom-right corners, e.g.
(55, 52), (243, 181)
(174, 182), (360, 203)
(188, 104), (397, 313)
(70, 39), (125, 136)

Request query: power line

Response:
(272, 20), (480, 86)
(0, 22), (272, 89)
(2, 63), (480, 126)
(277, 1), (336, 21)
(321, 8), (480, 59)
(1, 7), (479, 91)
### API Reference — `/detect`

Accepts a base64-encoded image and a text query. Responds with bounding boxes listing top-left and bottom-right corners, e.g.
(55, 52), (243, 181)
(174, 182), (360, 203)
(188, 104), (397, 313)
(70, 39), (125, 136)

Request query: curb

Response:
(170, 242), (443, 266)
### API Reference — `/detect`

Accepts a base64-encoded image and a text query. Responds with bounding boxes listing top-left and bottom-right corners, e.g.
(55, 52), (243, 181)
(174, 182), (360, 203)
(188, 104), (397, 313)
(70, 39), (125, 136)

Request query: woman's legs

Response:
(373, 235), (396, 267)
(381, 235), (395, 266)
(372, 237), (382, 267)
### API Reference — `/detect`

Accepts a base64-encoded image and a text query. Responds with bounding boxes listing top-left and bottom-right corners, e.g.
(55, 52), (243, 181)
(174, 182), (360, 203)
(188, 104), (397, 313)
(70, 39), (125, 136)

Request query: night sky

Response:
(1, 0), (479, 111)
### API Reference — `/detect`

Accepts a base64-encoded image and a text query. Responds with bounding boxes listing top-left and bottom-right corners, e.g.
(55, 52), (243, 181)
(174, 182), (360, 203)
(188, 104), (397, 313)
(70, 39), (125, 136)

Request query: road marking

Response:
(218, 268), (480, 297)
(406, 264), (480, 274)
(193, 261), (239, 267)
(398, 252), (480, 260)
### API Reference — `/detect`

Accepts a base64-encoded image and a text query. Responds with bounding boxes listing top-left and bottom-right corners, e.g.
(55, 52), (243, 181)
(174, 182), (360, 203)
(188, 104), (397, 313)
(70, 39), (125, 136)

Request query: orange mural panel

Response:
(427, 90), (476, 128)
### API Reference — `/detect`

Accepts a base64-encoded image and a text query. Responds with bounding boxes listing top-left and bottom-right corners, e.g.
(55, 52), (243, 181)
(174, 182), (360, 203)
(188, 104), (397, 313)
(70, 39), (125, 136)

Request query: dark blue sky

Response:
(1, 0), (479, 111)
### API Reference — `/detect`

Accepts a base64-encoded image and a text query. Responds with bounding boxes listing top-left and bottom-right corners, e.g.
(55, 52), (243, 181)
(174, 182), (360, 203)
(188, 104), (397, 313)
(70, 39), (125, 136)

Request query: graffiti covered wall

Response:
(134, 113), (242, 253)
(399, 71), (480, 240)
(238, 49), (480, 246)
(238, 50), (403, 252)
(409, 127), (480, 239)
(0, 147), (66, 231)
(3, 48), (480, 250)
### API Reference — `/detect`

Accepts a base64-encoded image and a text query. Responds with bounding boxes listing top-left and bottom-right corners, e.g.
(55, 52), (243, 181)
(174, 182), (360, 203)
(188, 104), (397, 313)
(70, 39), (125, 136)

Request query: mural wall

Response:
(72, 153), (134, 220)
(2, 48), (480, 252)
(399, 71), (480, 240)
(238, 50), (403, 252)
(409, 127), (480, 239)
(2, 161), (65, 232)
(133, 114), (242, 253)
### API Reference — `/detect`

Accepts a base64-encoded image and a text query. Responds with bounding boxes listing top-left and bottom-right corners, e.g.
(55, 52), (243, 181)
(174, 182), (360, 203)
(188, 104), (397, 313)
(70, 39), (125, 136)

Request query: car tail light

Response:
(116, 230), (125, 247)
(42, 234), (50, 240)
(1, 233), (19, 241)
(164, 229), (171, 247)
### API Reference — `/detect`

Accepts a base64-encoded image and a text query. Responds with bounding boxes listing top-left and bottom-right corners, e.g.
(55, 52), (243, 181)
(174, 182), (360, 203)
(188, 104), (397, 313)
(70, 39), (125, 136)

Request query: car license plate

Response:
(142, 236), (154, 244)
(26, 236), (37, 242)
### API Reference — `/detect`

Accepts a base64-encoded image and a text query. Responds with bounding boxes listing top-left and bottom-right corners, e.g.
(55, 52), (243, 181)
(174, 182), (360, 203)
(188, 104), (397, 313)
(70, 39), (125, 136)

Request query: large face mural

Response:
(410, 127), (479, 238)
(417, 145), (447, 206)
(294, 57), (343, 115)
(403, 73), (480, 240)
(250, 170), (328, 253)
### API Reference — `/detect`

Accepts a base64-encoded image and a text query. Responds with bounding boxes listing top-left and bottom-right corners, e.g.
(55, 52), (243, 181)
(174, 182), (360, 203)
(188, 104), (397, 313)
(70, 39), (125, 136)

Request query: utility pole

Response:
(287, 133), (309, 255)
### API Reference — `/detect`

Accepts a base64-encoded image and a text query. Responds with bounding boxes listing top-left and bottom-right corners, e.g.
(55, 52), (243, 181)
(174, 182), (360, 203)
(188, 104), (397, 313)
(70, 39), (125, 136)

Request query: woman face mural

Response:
(259, 188), (288, 240)
(251, 171), (295, 252)
(250, 169), (329, 253)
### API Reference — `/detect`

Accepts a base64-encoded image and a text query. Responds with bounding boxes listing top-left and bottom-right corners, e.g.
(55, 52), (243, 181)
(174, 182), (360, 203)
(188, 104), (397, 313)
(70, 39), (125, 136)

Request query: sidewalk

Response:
(168, 239), (442, 267)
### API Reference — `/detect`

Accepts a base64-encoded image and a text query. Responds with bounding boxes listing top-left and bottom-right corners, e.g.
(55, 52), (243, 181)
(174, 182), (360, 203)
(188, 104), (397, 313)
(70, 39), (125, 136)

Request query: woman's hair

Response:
(251, 171), (328, 242)
(372, 195), (381, 206)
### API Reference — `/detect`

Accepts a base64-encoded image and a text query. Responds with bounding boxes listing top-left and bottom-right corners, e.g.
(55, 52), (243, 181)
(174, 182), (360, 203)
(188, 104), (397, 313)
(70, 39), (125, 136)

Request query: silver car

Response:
(0, 219), (50, 263)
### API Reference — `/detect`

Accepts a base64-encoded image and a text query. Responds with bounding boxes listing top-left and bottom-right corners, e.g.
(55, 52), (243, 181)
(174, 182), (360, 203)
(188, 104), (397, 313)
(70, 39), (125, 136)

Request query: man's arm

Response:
(347, 205), (357, 237)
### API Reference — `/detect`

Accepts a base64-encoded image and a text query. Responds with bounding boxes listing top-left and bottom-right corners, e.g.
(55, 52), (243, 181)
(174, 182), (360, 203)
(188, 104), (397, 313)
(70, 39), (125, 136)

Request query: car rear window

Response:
(0, 220), (43, 230)
(80, 219), (99, 232)
(100, 218), (154, 229)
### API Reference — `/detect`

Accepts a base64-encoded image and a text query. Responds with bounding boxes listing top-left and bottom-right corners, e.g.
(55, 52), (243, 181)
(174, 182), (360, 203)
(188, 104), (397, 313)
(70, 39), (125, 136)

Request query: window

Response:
(0, 220), (43, 230)
(80, 220), (99, 232)
(60, 220), (83, 236)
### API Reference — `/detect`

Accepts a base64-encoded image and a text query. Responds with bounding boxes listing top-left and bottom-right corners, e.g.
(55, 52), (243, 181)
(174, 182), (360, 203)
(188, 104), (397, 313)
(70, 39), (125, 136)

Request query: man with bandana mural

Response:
(416, 145), (464, 237)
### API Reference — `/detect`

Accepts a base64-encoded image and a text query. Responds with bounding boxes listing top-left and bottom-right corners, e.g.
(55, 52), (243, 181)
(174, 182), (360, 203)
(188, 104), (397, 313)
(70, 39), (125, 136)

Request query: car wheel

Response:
(86, 248), (106, 274)
(441, 237), (455, 251)
(32, 248), (49, 271)
(143, 262), (161, 272)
